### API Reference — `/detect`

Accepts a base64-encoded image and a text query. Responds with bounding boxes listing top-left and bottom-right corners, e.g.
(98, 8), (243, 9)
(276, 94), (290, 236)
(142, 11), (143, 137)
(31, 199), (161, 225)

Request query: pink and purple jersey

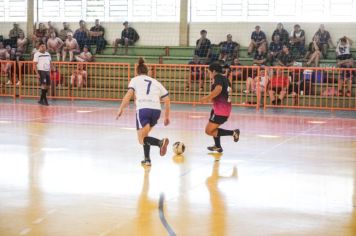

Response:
(211, 74), (232, 117)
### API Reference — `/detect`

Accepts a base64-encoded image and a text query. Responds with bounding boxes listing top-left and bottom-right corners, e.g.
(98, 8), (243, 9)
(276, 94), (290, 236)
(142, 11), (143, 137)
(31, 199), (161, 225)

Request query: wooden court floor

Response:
(0, 98), (355, 236)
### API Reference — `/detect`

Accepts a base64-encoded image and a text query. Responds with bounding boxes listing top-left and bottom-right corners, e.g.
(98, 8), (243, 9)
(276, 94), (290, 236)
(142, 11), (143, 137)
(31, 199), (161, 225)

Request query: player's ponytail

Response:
(137, 57), (148, 75)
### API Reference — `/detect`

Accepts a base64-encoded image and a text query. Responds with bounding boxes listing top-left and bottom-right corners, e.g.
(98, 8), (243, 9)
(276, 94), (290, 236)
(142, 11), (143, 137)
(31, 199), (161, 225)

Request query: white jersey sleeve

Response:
(127, 75), (169, 110)
(33, 51), (39, 63)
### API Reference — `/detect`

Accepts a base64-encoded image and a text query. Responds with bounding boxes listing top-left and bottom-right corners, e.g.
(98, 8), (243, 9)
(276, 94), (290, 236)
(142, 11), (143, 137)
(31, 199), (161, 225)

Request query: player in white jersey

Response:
(33, 42), (52, 105)
(116, 58), (170, 167)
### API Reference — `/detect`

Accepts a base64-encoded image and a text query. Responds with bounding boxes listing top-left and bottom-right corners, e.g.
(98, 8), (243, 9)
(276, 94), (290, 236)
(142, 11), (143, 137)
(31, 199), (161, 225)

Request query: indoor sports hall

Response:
(0, 1), (355, 236)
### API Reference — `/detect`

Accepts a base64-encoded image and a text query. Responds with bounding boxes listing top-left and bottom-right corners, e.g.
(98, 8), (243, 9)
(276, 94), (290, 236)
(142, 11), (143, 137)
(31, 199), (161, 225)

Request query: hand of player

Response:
(116, 108), (123, 119)
(199, 96), (210, 103)
(36, 73), (40, 79)
(164, 117), (170, 126)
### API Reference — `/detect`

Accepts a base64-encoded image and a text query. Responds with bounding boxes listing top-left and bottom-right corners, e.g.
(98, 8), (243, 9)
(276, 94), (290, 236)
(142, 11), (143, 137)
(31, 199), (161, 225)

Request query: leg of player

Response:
(137, 124), (169, 166)
(205, 121), (240, 153)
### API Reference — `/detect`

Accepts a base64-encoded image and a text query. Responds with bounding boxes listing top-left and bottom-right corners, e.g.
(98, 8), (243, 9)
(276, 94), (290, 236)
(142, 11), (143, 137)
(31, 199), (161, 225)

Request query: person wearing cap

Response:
(88, 19), (106, 54)
(73, 20), (90, 51)
(75, 45), (93, 62)
(62, 32), (80, 61)
(199, 62), (240, 153)
(218, 34), (239, 62)
(59, 22), (73, 42)
(289, 24), (306, 58)
(248, 25), (267, 56)
(113, 21), (140, 55)
(194, 30), (211, 64)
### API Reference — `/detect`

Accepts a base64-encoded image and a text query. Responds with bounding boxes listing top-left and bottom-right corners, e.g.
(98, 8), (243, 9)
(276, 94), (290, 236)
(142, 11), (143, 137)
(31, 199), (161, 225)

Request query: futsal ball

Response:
(172, 142), (185, 155)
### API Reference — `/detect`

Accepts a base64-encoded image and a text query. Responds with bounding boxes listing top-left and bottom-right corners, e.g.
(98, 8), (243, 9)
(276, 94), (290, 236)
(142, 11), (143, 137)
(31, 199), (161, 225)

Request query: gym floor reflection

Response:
(0, 101), (355, 236)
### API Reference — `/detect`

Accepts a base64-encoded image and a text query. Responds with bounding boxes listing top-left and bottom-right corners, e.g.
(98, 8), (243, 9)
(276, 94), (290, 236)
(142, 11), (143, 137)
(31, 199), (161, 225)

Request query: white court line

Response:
(32, 218), (44, 224)
(19, 228), (31, 235)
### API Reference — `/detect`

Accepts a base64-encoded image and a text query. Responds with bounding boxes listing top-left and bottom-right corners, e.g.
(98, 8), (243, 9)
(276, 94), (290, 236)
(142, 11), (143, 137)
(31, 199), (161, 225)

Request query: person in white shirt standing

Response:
(116, 58), (170, 167)
(33, 42), (51, 106)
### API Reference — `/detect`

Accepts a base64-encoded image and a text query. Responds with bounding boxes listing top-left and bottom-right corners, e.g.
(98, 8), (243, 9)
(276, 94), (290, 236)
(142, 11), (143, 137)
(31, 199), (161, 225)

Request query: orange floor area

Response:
(0, 100), (355, 236)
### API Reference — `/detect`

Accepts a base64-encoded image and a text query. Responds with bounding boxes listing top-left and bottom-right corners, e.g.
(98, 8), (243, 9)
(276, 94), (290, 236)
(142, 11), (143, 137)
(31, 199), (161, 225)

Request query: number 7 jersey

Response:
(128, 75), (169, 110)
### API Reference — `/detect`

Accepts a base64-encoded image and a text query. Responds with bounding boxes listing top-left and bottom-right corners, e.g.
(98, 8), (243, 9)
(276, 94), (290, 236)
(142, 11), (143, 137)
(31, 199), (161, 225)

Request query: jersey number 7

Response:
(144, 79), (152, 95)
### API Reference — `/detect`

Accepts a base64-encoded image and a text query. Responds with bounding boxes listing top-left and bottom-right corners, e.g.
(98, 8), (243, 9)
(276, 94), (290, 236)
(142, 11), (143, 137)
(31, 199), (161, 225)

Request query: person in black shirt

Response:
(271, 23), (289, 45)
(313, 24), (335, 59)
(199, 62), (240, 153)
(253, 47), (267, 66)
(89, 19), (106, 54)
(194, 30), (211, 64)
(248, 25), (267, 56)
(304, 35), (322, 66)
(113, 21), (140, 55)
(277, 44), (295, 67)
(268, 34), (283, 65)
(218, 34), (239, 62)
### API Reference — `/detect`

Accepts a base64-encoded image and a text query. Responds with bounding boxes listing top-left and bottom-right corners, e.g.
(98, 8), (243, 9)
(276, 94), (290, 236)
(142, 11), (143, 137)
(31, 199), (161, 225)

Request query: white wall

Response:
(1, 22), (356, 47)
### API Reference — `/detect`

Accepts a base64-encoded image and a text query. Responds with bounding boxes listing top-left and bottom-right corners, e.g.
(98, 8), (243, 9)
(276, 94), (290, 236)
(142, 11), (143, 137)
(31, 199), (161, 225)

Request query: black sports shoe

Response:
(141, 159), (151, 167)
(233, 129), (240, 142)
(207, 145), (223, 153)
(38, 100), (44, 105)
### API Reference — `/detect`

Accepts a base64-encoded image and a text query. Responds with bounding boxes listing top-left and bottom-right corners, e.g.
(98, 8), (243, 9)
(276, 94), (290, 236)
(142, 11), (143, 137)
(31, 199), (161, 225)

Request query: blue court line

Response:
(158, 193), (176, 236)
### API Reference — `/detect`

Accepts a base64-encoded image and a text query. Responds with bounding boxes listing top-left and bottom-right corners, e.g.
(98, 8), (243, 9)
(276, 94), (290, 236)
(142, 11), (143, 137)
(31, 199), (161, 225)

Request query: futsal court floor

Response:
(0, 97), (355, 236)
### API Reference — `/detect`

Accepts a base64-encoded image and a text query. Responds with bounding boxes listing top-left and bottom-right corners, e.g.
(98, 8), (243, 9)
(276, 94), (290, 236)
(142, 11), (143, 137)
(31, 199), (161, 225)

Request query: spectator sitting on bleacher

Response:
(244, 66), (269, 95)
(338, 68), (353, 97)
(0, 42), (11, 84)
(8, 23), (24, 48)
(16, 32), (28, 55)
(218, 34), (239, 62)
(268, 34), (283, 66)
(47, 21), (59, 37)
(186, 55), (204, 91)
(70, 64), (87, 88)
(194, 30), (211, 64)
(304, 35), (322, 67)
(271, 23), (289, 45)
(75, 45), (93, 62)
(289, 24), (305, 58)
(277, 44), (295, 67)
(47, 32), (64, 61)
(89, 19), (106, 54)
(113, 21), (140, 55)
(268, 69), (290, 105)
(62, 32), (80, 62)
(59, 22), (73, 42)
(248, 25), (267, 56)
(253, 46), (267, 66)
(73, 20), (90, 51)
(335, 36), (354, 68)
(225, 58), (242, 84)
(313, 24), (335, 59)
(32, 23), (48, 46)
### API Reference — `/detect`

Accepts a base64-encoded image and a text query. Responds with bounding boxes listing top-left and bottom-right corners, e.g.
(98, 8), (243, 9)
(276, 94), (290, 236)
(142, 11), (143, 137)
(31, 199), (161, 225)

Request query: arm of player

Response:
(116, 89), (134, 119)
(161, 96), (170, 126)
(199, 85), (222, 103)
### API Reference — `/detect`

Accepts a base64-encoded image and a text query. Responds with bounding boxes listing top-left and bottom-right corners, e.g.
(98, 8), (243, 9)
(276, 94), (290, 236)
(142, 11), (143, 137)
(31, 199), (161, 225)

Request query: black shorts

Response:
(209, 109), (228, 125)
(38, 70), (50, 86)
(337, 54), (352, 61)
